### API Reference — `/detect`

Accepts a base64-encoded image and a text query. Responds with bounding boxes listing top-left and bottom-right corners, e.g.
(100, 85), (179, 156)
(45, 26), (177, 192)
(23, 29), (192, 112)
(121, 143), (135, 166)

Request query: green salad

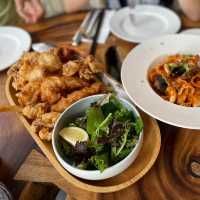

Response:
(59, 95), (143, 172)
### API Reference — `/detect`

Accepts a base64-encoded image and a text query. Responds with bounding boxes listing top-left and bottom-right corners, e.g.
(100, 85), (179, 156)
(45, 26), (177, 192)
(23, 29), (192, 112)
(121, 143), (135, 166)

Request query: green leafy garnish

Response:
(133, 117), (143, 136)
(95, 113), (113, 139)
(86, 107), (104, 137)
(59, 95), (143, 172)
(90, 153), (109, 172)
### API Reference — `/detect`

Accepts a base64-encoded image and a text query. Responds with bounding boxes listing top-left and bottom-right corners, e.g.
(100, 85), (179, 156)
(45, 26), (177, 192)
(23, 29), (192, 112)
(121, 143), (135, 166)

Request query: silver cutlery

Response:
(72, 11), (94, 46)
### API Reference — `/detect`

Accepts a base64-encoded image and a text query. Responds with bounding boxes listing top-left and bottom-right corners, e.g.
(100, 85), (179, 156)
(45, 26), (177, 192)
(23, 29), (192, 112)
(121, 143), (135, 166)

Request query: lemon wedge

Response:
(59, 127), (89, 146)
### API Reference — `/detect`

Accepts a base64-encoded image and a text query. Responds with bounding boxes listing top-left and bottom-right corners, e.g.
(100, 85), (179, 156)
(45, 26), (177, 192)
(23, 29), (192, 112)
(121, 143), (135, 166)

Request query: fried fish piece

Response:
(40, 76), (64, 104)
(38, 52), (62, 72)
(63, 76), (90, 91)
(22, 103), (48, 120)
(84, 55), (104, 73)
(79, 65), (96, 80)
(31, 112), (60, 141)
(17, 52), (44, 82)
(40, 76), (90, 104)
(38, 127), (52, 141)
(62, 60), (80, 77)
(78, 55), (104, 80)
(51, 82), (104, 112)
(53, 46), (85, 63)
(32, 112), (60, 129)
(16, 81), (41, 106)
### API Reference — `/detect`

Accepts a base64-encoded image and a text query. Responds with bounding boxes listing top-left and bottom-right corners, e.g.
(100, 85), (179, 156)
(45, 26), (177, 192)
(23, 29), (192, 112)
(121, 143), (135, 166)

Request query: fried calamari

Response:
(8, 46), (106, 141)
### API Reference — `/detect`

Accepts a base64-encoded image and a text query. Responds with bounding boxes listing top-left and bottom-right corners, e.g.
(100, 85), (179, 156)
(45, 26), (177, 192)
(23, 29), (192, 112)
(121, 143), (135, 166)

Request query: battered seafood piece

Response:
(40, 76), (90, 104)
(62, 55), (104, 80)
(38, 52), (62, 72)
(7, 46), (107, 141)
(40, 76), (64, 104)
(22, 103), (47, 120)
(51, 82), (104, 112)
(39, 127), (52, 141)
(84, 55), (104, 73)
(62, 60), (80, 77)
(63, 76), (90, 91)
(16, 81), (41, 106)
(54, 46), (85, 63)
(15, 52), (44, 82)
(32, 112), (60, 129)
(31, 112), (60, 141)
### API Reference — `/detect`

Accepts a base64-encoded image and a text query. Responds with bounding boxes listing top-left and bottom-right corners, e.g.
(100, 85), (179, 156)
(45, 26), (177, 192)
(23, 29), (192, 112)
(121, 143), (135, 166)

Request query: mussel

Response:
(153, 75), (168, 94)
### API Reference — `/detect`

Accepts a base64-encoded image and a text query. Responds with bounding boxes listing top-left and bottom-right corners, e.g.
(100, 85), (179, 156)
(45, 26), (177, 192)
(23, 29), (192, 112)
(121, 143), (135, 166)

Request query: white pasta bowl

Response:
(121, 34), (200, 129)
(52, 94), (143, 180)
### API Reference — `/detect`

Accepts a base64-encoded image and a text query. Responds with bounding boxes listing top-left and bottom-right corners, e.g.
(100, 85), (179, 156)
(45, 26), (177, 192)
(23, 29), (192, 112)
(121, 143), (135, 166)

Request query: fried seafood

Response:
(7, 46), (106, 141)
(32, 112), (60, 129)
(51, 82), (104, 112)
(62, 55), (104, 80)
(62, 60), (80, 77)
(39, 128), (52, 141)
(40, 76), (90, 104)
(31, 112), (60, 141)
(38, 52), (62, 72)
(22, 103), (47, 120)
(16, 81), (41, 106)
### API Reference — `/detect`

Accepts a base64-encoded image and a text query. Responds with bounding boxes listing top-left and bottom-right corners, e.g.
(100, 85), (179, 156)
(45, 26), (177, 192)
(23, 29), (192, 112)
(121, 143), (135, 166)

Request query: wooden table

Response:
(1, 12), (200, 199)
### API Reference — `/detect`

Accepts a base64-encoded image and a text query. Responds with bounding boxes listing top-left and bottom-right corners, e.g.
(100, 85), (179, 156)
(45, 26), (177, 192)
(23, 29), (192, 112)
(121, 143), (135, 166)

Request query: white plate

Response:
(110, 5), (181, 43)
(121, 34), (200, 129)
(0, 26), (31, 71)
(180, 28), (200, 36)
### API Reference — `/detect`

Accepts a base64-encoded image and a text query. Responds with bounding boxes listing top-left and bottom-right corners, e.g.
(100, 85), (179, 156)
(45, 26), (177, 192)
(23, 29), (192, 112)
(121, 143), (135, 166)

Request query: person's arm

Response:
(178, 0), (200, 21)
(63, 0), (89, 13)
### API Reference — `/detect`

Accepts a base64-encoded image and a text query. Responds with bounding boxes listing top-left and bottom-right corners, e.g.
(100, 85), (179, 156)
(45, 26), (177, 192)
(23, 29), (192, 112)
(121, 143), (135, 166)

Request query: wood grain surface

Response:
(6, 71), (161, 193)
(0, 11), (200, 199)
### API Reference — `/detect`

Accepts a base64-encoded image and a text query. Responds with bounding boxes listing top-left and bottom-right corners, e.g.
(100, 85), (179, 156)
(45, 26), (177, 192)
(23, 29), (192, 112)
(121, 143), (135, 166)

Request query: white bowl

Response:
(52, 94), (143, 180)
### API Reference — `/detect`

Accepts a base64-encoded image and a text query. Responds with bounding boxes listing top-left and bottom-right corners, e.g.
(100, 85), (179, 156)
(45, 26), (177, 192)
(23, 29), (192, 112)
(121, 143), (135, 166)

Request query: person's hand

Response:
(15, 0), (44, 23)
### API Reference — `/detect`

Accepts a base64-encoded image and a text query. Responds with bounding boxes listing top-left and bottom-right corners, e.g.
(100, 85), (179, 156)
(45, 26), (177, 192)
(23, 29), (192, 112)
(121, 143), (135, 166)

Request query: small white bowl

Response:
(52, 94), (143, 180)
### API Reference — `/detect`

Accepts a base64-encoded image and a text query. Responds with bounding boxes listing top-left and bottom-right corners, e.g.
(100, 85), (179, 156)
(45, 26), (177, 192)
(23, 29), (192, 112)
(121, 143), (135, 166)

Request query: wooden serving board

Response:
(5, 75), (161, 193)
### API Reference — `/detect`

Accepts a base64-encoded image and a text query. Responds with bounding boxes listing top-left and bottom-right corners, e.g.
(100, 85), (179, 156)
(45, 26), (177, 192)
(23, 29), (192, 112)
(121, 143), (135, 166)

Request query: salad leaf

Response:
(101, 101), (118, 116)
(114, 108), (133, 122)
(133, 117), (143, 136)
(74, 116), (87, 129)
(115, 121), (133, 156)
(117, 148), (132, 160)
(95, 113), (113, 140)
(86, 107), (104, 138)
(109, 95), (124, 109)
(74, 141), (88, 154)
(126, 136), (138, 148)
(76, 161), (88, 170)
(61, 140), (74, 156)
(90, 152), (109, 172)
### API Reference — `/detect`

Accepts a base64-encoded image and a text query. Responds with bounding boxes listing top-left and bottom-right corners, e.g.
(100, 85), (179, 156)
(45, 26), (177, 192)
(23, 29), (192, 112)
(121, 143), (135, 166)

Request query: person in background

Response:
(0, 0), (20, 25)
(14, 0), (200, 23)
(178, 0), (200, 21)
(1, 0), (200, 25)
